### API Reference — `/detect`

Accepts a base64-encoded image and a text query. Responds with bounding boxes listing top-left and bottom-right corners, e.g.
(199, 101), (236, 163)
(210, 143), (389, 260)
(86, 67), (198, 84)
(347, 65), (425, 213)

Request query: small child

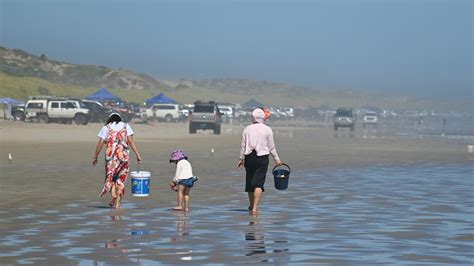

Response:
(169, 150), (198, 211)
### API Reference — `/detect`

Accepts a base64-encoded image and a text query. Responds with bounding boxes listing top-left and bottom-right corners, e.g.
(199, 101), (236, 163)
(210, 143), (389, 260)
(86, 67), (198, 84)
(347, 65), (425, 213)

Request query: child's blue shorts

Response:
(178, 176), (198, 188)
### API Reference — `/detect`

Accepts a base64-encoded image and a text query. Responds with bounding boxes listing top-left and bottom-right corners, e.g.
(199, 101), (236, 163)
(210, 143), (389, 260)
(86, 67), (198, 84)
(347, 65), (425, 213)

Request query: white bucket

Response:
(131, 171), (151, 197)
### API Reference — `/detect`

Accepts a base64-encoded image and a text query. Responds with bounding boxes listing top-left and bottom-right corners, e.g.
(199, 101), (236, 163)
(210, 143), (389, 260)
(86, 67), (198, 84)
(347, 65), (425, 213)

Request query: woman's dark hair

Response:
(105, 113), (122, 125)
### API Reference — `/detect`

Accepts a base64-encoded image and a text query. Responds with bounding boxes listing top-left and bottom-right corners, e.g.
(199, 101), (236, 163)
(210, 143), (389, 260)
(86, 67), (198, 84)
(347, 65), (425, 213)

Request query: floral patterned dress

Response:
(99, 124), (130, 200)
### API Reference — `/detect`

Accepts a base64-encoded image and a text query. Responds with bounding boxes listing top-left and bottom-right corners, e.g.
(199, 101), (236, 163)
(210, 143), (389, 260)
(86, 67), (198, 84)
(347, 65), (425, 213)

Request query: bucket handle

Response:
(136, 163), (141, 173)
(272, 163), (291, 174)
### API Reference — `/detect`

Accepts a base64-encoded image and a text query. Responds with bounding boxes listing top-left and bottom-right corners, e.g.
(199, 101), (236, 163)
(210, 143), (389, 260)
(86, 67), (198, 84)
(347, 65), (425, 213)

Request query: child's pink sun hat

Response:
(170, 150), (187, 162)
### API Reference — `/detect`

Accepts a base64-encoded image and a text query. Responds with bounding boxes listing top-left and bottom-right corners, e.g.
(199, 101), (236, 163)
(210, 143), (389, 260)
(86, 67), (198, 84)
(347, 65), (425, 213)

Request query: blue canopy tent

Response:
(85, 87), (121, 102)
(242, 98), (264, 109)
(145, 93), (177, 106)
(0, 98), (24, 105)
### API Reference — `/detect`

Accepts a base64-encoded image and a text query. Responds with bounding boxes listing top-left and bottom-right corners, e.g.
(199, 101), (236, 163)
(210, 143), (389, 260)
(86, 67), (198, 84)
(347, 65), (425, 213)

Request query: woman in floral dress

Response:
(92, 113), (142, 209)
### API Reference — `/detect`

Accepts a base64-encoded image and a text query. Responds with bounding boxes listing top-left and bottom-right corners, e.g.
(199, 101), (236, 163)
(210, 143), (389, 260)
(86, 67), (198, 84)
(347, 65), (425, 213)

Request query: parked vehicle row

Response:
(8, 96), (382, 133)
(333, 107), (379, 131)
(11, 96), (133, 125)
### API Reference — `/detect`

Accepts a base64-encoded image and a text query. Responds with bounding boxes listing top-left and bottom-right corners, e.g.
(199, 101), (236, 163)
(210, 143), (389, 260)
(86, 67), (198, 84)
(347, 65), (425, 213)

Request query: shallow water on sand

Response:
(1, 163), (473, 264)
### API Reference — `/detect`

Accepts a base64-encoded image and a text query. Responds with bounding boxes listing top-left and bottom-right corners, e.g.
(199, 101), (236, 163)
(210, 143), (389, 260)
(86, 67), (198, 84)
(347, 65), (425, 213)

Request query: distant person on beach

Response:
(237, 108), (282, 214)
(92, 113), (142, 209)
(169, 150), (198, 212)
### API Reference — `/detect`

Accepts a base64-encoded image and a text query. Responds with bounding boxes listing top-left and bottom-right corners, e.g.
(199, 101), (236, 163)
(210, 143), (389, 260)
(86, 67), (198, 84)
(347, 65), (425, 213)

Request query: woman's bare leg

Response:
(109, 184), (117, 207)
(115, 193), (121, 209)
(251, 188), (262, 214)
(114, 185), (123, 209)
(248, 192), (255, 211)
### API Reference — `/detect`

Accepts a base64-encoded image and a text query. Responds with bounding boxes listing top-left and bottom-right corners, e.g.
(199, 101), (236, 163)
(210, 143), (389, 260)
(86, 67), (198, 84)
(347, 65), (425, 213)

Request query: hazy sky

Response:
(1, 0), (472, 100)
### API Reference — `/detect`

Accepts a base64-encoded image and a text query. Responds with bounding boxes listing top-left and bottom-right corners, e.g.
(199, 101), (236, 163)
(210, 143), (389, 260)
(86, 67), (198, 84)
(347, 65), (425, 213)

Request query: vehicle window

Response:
(60, 102), (67, 108)
(26, 102), (44, 109)
(78, 101), (87, 108)
(51, 102), (59, 108)
(66, 102), (76, 108)
(336, 110), (352, 116)
(194, 106), (214, 113)
(155, 105), (175, 110)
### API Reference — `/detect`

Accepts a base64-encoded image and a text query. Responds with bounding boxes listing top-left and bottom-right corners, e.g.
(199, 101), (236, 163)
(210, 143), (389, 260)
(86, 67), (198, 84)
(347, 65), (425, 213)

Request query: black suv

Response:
(82, 100), (114, 123)
(333, 107), (355, 131)
(189, 101), (222, 134)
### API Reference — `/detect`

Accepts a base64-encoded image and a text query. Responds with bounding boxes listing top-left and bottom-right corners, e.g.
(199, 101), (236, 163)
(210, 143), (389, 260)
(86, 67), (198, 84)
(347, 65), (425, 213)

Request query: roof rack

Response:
(28, 95), (68, 100)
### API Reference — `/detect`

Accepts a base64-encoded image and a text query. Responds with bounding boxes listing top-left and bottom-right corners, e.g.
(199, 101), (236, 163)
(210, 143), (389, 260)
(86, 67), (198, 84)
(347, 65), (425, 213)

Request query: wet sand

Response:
(0, 120), (473, 264)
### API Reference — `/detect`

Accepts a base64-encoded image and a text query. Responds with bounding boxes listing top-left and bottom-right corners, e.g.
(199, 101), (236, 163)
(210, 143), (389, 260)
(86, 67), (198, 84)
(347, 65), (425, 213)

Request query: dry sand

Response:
(0, 120), (470, 208)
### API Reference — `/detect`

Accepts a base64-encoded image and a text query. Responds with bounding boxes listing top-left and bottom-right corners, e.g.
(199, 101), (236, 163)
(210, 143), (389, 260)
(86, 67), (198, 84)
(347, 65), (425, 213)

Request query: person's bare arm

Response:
(92, 138), (105, 166)
(127, 135), (142, 163)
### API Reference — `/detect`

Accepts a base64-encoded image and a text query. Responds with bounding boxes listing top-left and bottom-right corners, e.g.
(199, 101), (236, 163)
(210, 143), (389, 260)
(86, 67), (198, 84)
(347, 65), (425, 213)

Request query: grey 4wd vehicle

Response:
(189, 101), (222, 134)
(333, 107), (355, 131)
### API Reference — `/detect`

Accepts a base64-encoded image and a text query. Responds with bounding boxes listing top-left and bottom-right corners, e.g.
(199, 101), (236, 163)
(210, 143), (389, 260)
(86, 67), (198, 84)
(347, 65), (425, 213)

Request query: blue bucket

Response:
(131, 171), (150, 197)
(272, 164), (291, 190)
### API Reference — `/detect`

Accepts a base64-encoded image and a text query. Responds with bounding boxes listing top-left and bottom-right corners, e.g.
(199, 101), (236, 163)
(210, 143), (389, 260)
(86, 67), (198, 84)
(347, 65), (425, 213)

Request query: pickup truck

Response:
(189, 101), (222, 134)
(25, 98), (91, 125)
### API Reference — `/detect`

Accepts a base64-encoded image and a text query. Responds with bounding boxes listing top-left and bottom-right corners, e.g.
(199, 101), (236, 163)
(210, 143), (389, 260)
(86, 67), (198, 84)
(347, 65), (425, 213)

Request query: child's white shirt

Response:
(174, 160), (193, 181)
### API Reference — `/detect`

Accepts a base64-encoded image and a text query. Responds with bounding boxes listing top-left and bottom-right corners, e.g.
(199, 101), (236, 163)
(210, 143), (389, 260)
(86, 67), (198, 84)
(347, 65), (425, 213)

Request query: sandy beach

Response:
(1, 120), (473, 264)
(1, 120), (470, 207)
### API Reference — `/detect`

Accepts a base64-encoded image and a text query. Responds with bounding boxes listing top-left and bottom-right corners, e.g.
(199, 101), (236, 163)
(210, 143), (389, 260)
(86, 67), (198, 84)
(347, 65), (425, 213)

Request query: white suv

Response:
(218, 105), (233, 123)
(142, 103), (180, 122)
(25, 98), (91, 125)
(362, 112), (378, 128)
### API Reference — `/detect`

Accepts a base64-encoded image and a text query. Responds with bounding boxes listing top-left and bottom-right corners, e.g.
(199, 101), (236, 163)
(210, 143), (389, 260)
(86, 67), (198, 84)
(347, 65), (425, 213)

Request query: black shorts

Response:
(244, 150), (269, 192)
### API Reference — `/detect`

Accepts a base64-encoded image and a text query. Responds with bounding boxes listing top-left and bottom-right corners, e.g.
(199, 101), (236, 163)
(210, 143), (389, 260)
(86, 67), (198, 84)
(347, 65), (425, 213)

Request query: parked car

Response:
(234, 107), (253, 123)
(141, 103), (180, 122)
(333, 107), (355, 131)
(11, 104), (26, 121)
(82, 100), (114, 123)
(189, 101), (222, 134)
(362, 111), (378, 128)
(111, 102), (133, 122)
(218, 105), (233, 123)
(25, 97), (91, 125)
(281, 107), (294, 119)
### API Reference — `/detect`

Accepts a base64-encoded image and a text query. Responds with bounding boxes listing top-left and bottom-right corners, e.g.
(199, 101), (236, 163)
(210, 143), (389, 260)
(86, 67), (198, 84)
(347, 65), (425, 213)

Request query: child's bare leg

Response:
(251, 188), (262, 213)
(173, 184), (185, 210)
(247, 192), (255, 211)
(184, 187), (191, 211)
